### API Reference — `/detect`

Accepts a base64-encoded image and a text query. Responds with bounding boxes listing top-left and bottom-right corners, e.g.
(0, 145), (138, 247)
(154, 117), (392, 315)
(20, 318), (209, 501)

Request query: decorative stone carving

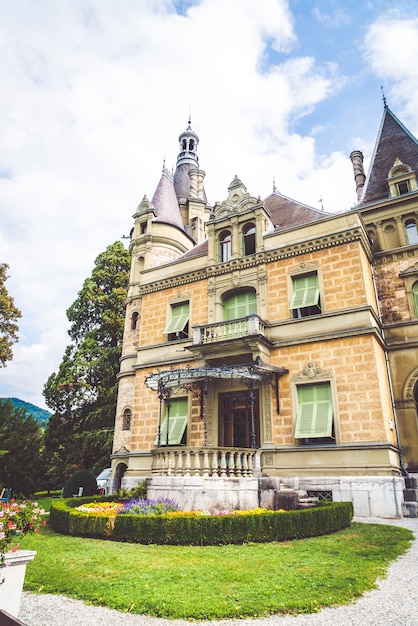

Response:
(292, 362), (333, 381)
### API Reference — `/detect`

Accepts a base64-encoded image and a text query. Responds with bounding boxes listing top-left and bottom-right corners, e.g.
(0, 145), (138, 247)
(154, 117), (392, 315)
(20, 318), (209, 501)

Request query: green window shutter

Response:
(164, 302), (189, 334)
(224, 291), (257, 320)
(413, 282), (418, 316)
(290, 274), (320, 309)
(295, 383), (333, 438)
(156, 398), (188, 445)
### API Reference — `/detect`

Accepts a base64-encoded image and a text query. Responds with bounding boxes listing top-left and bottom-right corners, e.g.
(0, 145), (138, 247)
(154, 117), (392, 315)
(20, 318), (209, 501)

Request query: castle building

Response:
(110, 107), (418, 518)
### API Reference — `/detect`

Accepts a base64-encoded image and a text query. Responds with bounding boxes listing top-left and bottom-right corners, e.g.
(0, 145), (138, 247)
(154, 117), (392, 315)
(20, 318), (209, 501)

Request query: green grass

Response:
(19, 521), (413, 620)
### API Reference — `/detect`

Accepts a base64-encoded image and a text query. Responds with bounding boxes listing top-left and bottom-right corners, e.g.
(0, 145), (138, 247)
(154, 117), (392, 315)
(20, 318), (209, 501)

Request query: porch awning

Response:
(144, 360), (288, 413)
(145, 361), (288, 390)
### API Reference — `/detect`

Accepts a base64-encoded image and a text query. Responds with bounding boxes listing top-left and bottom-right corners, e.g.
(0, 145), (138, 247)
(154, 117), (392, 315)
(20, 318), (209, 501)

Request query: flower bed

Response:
(50, 496), (353, 545)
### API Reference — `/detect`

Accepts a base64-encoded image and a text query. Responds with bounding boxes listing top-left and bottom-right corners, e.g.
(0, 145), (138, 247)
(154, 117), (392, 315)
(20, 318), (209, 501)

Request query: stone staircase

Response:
(402, 474), (418, 518)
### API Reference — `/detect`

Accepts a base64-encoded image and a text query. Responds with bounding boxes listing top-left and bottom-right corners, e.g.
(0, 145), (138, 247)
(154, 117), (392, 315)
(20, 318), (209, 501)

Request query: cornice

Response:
(375, 245), (418, 265)
(134, 226), (368, 296)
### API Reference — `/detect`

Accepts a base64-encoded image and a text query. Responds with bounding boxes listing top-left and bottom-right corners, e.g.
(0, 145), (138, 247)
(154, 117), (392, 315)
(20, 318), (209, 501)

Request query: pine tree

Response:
(43, 241), (130, 487)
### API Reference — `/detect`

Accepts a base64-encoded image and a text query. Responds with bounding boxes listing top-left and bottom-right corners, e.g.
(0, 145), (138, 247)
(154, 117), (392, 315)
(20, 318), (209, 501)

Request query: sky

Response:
(2, 0), (418, 410)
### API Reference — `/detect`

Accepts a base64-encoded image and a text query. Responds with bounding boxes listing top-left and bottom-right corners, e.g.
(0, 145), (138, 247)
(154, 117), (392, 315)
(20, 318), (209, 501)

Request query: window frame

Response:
(156, 397), (188, 446)
(219, 230), (232, 263)
(122, 407), (132, 431)
(242, 223), (256, 256)
(223, 289), (257, 321)
(164, 301), (190, 341)
(289, 271), (322, 318)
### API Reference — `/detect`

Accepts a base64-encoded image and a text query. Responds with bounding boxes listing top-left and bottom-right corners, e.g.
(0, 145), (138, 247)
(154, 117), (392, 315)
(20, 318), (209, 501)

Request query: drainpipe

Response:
(371, 266), (409, 477)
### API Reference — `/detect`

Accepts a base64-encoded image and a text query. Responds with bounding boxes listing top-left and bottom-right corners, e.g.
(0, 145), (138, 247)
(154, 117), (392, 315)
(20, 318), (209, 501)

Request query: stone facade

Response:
(110, 110), (418, 518)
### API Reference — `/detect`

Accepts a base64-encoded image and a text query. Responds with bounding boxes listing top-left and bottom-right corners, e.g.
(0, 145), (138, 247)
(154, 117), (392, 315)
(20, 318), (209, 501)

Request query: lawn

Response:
(19, 520), (413, 620)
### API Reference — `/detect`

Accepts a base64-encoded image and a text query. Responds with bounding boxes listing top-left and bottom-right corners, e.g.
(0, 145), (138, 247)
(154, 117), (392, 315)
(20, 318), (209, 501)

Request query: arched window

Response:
(405, 220), (418, 245)
(122, 408), (132, 431)
(223, 289), (257, 320)
(219, 230), (231, 262)
(243, 223), (256, 256)
(412, 281), (418, 316)
(131, 312), (139, 330)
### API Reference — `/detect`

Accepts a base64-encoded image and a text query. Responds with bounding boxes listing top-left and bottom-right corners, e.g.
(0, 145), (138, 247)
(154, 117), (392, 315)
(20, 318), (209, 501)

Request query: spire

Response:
(173, 117), (206, 202)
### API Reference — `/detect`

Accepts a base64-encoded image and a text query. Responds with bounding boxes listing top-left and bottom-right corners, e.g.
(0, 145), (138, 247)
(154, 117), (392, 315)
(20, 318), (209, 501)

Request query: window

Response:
(122, 408), (132, 431)
(223, 290), (257, 320)
(290, 273), (321, 318)
(294, 383), (334, 444)
(243, 223), (256, 256)
(164, 302), (189, 341)
(413, 281), (418, 316)
(219, 230), (231, 262)
(156, 398), (188, 446)
(131, 312), (139, 330)
(405, 220), (418, 245)
(397, 180), (410, 195)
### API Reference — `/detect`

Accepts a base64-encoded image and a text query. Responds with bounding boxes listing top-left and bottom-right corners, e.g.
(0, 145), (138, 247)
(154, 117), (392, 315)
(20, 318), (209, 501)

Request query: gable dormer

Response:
(387, 158), (417, 198)
(206, 176), (273, 265)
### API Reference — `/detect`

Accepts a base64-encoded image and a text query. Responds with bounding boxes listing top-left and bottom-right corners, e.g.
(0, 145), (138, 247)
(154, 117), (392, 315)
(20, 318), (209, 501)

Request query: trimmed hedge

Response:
(50, 498), (353, 545)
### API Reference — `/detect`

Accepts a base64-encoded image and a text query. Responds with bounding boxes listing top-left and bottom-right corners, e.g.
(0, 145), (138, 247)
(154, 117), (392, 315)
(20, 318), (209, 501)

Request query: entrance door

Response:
(218, 390), (259, 448)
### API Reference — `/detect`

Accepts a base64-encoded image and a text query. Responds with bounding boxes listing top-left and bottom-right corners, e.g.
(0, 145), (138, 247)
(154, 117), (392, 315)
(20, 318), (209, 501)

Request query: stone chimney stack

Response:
(350, 150), (366, 201)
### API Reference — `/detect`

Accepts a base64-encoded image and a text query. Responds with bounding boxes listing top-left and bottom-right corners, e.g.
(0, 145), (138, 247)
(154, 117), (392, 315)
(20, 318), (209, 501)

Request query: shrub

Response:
(62, 469), (98, 498)
(50, 499), (353, 545)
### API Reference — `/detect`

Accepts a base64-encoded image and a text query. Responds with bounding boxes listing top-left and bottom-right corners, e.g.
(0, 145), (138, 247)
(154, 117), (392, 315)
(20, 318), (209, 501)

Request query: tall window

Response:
(122, 408), (132, 431)
(405, 220), (418, 245)
(413, 281), (418, 316)
(164, 302), (189, 341)
(156, 398), (188, 446)
(131, 312), (139, 330)
(219, 231), (231, 262)
(243, 223), (256, 256)
(294, 383), (334, 444)
(223, 290), (257, 320)
(290, 273), (321, 318)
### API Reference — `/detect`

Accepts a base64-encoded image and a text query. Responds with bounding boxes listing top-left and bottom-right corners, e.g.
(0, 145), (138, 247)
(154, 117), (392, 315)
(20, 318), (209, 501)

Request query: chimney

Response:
(350, 150), (366, 201)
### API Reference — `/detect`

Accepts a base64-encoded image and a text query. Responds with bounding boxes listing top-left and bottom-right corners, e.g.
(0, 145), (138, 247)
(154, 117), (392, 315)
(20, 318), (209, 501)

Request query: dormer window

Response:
(387, 158), (417, 197)
(219, 230), (231, 262)
(243, 223), (256, 256)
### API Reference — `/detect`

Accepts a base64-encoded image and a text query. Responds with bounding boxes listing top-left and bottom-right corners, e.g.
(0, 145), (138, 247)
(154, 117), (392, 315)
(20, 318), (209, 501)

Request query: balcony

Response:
(193, 315), (267, 344)
(190, 314), (271, 362)
(151, 446), (261, 478)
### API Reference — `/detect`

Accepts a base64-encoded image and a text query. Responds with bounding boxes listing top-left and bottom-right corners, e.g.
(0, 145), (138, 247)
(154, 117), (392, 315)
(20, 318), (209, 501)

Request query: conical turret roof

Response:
(358, 107), (418, 206)
(151, 168), (185, 230)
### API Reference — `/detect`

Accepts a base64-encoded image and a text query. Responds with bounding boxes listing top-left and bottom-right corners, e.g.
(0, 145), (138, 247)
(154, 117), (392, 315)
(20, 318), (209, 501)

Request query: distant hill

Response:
(1, 397), (51, 427)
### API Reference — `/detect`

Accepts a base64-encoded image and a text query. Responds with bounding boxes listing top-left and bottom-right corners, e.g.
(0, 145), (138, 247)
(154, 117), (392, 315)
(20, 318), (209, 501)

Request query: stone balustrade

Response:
(151, 446), (260, 477)
(193, 315), (266, 345)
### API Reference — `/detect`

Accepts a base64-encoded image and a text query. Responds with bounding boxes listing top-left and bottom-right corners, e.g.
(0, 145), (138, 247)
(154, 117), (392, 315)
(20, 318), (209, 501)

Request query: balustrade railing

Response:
(193, 315), (266, 345)
(151, 446), (260, 477)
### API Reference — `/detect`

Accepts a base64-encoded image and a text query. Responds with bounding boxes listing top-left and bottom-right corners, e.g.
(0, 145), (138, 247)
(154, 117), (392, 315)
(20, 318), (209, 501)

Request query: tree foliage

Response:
(0, 399), (44, 496)
(43, 241), (130, 488)
(0, 263), (22, 367)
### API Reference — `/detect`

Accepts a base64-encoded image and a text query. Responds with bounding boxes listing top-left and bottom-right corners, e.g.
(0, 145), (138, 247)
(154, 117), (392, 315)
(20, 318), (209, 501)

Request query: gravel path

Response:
(19, 517), (418, 626)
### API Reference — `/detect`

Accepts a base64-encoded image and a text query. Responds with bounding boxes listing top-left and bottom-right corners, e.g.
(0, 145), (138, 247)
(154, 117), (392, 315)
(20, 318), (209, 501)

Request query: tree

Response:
(43, 241), (130, 487)
(0, 263), (22, 367)
(0, 399), (44, 496)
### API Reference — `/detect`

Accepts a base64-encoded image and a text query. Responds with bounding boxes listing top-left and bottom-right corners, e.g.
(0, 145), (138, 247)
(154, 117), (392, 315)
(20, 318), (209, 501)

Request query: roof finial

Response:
(273, 176), (276, 193)
(188, 105), (192, 130)
(381, 85), (388, 109)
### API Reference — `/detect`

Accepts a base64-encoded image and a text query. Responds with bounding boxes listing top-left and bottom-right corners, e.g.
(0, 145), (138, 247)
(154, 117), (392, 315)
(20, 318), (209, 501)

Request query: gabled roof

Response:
(358, 107), (418, 207)
(264, 190), (330, 230)
(151, 170), (185, 230)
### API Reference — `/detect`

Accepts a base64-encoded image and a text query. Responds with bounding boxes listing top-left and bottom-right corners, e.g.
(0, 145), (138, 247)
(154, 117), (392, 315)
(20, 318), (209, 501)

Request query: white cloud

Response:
(2, 0), (406, 408)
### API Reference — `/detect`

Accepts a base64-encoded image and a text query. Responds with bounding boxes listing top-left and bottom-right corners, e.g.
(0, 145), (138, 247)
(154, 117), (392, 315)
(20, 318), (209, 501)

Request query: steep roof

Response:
(358, 107), (418, 206)
(264, 191), (329, 230)
(151, 169), (185, 230)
